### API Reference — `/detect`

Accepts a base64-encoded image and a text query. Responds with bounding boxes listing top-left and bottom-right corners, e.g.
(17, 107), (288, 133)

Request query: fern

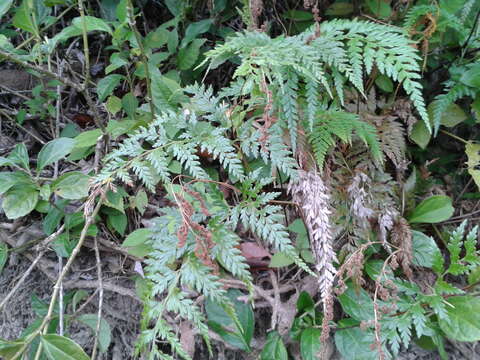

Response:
(206, 18), (430, 157)
(309, 110), (382, 168)
(431, 82), (477, 134)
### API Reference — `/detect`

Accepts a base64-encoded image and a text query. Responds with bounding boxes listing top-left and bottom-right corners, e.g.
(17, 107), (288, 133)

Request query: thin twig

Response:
(0, 225), (65, 312)
(126, 0), (155, 120)
(90, 237), (104, 360)
(13, 196), (104, 360)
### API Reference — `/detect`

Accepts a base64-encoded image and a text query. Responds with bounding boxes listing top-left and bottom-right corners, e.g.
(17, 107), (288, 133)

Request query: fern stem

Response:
(440, 129), (468, 144)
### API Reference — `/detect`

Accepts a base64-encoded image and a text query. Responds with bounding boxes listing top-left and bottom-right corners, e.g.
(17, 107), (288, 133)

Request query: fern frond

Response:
(268, 132), (299, 179)
(169, 142), (209, 179)
(374, 116), (406, 168)
(309, 110), (382, 169)
(231, 203), (312, 275)
(431, 82), (476, 134)
(279, 71), (300, 151)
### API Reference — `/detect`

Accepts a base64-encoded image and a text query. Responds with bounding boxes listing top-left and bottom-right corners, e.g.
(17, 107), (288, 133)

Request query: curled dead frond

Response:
(391, 217), (413, 279)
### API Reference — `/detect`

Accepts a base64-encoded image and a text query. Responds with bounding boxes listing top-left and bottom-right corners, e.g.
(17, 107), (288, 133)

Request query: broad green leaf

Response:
(177, 39), (206, 70)
(72, 16), (112, 34)
(288, 218), (308, 234)
(40, 334), (89, 360)
(439, 296), (480, 342)
(325, 2), (353, 16)
(77, 314), (112, 353)
(0, 157), (13, 167)
(133, 190), (148, 214)
(0, 242), (8, 274)
(0, 338), (26, 359)
(164, 0), (183, 17)
(74, 129), (103, 148)
(42, 199), (67, 235)
(150, 67), (182, 111)
(206, 289), (254, 350)
(144, 27), (169, 50)
(283, 10), (314, 21)
(52, 172), (90, 200)
(106, 212), (127, 235)
(115, 0), (127, 22)
(208, 320), (247, 350)
(37, 138), (75, 171)
(296, 291), (315, 312)
(106, 95), (122, 115)
(3, 186), (39, 219)
(105, 52), (128, 74)
(338, 284), (374, 321)
(167, 28), (179, 53)
(183, 19), (213, 45)
(122, 228), (153, 257)
(97, 74), (124, 102)
(335, 327), (379, 360)
(121, 92), (138, 119)
(105, 189), (125, 213)
(39, 184), (51, 201)
(364, 259), (393, 281)
(408, 195), (454, 223)
(375, 74), (393, 92)
(106, 119), (136, 139)
(466, 142), (480, 191)
(260, 331), (288, 360)
(269, 252), (294, 267)
(410, 119), (431, 149)
(13, 0), (38, 35)
(412, 231), (442, 268)
(440, 104), (467, 127)
(72, 290), (89, 312)
(428, 102), (467, 128)
(460, 63), (480, 89)
(52, 25), (82, 44)
(99, 0), (118, 21)
(0, 0), (13, 20)
(8, 143), (29, 170)
(0, 171), (32, 195)
(365, 0), (391, 18)
(300, 328), (322, 360)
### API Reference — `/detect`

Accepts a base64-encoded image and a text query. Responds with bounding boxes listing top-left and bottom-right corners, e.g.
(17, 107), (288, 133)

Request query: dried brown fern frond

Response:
(391, 217), (413, 279)
(367, 114), (407, 170)
(288, 170), (336, 340)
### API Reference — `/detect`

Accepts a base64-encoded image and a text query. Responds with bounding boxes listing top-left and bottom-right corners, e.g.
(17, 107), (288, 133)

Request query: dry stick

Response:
(0, 108), (46, 145)
(0, 49), (81, 91)
(14, 4), (75, 51)
(78, 0), (91, 89)
(268, 270), (280, 331)
(22, 198), (104, 360)
(90, 237), (104, 360)
(0, 226), (65, 312)
(76, 0), (107, 135)
(0, 49), (106, 133)
(126, 0), (155, 120)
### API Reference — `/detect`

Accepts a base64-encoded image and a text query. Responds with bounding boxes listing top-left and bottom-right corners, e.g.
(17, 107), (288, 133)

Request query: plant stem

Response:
(126, 0), (156, 120)
(440, 129), (468, 144)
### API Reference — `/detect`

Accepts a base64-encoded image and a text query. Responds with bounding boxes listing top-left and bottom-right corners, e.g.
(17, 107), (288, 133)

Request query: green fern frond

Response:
(431, 82), (476, 134)
(206, 18), (430, 137)
(309, 110), (382, 169)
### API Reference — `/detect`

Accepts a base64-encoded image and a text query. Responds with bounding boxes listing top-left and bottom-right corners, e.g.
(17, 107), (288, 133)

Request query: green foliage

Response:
(309, 110), (382, 168)
(1, 0), (478, 359)
(336, 221), (480, 357)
